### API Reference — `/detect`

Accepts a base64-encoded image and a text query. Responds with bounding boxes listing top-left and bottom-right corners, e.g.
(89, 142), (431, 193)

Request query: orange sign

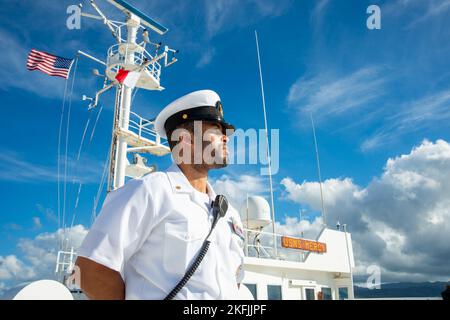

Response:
(281, 236), (327, 253)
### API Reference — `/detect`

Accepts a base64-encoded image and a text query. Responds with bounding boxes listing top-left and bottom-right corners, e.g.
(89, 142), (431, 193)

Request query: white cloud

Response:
(360, 132), (390, 153)
(36, 204), (58, 224)
(287, 69), (450, 152)
(32, 217), (42, 230)
(280, 139), (450, 282)
(310, 0), (330, 27)
(362, 90), (450, 151)
(204, 0), (292, 39)
(211, 173), (268, 210)
(196, 47), (216, 68)
(0, 256), (36, 281)
(0, 225), (88, 295)
(0, 150), (104, 184)
(275, 215), (325, 240)
(281, 176), (367, 231)
(403, 0), (450, 28)
(282, 177), (365, 210)
(287, 67), (388, 124)
(384, 0), (450, 19)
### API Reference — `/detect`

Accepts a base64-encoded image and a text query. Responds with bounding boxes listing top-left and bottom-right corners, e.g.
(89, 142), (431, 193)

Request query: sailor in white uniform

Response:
(76, 90), (245, 300)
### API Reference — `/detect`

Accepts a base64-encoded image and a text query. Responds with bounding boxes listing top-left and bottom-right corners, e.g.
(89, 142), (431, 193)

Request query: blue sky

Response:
(1, 0), (450, 292)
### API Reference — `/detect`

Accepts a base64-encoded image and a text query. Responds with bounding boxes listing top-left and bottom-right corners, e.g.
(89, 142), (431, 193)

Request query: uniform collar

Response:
(166, 163), (216, 201)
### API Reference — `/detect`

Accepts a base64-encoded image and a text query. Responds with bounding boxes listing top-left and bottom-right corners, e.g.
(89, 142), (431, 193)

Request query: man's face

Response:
(171, 121), (230, 169)
(198, 122), (229, 169)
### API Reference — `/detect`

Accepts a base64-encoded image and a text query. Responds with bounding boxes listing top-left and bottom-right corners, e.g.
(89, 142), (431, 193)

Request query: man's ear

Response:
(171, 128), (192, 146)
(179, 130), (192, 145)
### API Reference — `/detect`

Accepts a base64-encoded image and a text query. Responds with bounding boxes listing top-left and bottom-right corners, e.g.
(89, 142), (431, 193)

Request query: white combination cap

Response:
(154, 89), (235, 139)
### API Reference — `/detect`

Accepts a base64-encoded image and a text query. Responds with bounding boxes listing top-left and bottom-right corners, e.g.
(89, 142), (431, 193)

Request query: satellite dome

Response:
(239, 196), (272, 230)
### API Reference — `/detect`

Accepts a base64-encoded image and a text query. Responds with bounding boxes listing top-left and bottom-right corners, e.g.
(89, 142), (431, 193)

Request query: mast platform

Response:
(116, 127), (170, 156)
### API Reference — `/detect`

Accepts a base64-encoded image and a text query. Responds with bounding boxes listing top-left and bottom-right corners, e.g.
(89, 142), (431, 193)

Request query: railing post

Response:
(139, 116), (142, 137)
(55, 251), (61, 273)
(244, 229), (249, 256)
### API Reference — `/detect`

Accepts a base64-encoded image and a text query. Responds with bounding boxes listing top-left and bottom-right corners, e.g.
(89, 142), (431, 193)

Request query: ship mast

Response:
(76, 0), (179, 191)
(56, 0), (178, 284)
(110, 15), (139, 190)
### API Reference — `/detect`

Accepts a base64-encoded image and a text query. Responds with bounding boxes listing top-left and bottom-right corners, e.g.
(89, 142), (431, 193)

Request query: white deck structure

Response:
(241, 228), (355, 300)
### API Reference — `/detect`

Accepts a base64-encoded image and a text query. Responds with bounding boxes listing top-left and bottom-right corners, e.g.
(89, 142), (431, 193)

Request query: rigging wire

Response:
(89, 104), (104, 143)
(62, 56), (79, 251)
(131, 87), (139, 105)
(92, 149), (111, 225)
(63, 62), (140, 242)
(68, 108), (94, 231)
(57, 76), (70, 250)
(76, 110), (93, 163)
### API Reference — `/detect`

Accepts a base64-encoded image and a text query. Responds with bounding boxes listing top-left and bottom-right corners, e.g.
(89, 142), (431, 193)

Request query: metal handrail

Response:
(127, 111), (168, 146)
(243, 228), (310, 263)
(107, 44), (162, 81)
(243, 227), (317, 241)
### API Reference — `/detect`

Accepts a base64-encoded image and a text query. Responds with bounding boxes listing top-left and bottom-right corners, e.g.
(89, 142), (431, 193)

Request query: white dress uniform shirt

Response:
(78, 163), (245, 300)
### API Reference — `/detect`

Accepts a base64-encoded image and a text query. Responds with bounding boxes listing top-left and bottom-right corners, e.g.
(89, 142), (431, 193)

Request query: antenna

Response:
(300, 208), (305, 238)
(245, 193), (249, 256)
(310, 113), (327, 226)
(255, 30), (277, 258)
(342, 224), (354, 298)
(89, 1), (121, 43)
(106, 0), (168, 35)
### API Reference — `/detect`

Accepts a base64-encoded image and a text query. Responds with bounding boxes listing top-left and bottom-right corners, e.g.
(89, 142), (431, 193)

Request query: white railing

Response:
(55, 247), (76, 275)
(107, 43), (162, 82)
(243, 228), (316, 263)
(128, 111), (168, 147)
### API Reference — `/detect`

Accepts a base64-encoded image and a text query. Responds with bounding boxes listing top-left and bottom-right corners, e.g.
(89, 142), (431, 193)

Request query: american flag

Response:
(27, 49), (74, 79)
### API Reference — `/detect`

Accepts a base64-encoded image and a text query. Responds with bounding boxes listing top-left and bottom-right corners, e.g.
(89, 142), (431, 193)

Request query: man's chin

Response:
(211, 162), (228, 169)
(208, 157), (229, 170)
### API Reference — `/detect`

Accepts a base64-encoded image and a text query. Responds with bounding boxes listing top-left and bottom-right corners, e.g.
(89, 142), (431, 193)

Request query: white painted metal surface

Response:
(13, 280), (73, 300)
(241, 228), (355, 300)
